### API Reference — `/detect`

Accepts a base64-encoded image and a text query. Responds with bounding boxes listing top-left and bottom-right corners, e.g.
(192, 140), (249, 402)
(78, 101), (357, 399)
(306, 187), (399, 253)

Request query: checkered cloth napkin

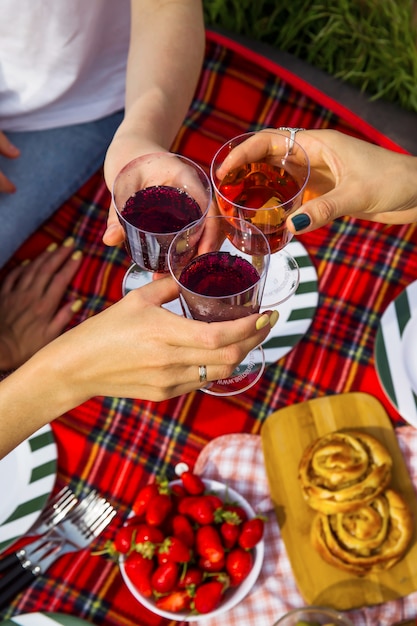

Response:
(193, 429), (417, 626)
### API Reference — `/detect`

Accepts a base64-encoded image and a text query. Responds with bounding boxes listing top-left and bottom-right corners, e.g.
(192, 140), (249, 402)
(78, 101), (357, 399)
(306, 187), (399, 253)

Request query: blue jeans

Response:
(0, 110), (124, 267)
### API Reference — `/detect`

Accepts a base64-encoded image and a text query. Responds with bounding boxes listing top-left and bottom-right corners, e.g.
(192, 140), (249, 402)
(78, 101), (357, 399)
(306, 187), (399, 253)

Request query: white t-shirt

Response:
(0, 0), (130, 131)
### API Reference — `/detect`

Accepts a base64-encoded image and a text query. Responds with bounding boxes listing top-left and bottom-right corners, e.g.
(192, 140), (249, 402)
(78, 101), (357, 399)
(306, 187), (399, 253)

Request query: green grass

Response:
(203, 0), (417, 113)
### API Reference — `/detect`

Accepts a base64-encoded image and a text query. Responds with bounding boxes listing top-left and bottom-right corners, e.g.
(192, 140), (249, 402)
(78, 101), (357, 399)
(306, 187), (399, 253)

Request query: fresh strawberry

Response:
(193, 580), (225, 614)
(155, 589), (191, 613)
(222, 504), (248, 524)
(151, 561), (180, 594)
(220, 520), (240, 550)
(178, 566), (203, 589)
(132, 483), (160, 517)
(145, 493), (173, 526)
(195, 525), (224, 564)
(205, 494), (223, 511)
(186, 496), (215, 525)
(198, 554), (226, 572)
(180, 470), (205, 495)
(177, 495), (198, 516)
(170, 483), (187, 502)
(158, 536), (191, 563)
(124, 552), (154, 597)
(238, 517), (264, 550)
(226, 547), (253, 586)
(178, 494), (215, 524)
(113, 525), (137, 554)
(134, 523), (164, 545)
(172, 514), (195, 548)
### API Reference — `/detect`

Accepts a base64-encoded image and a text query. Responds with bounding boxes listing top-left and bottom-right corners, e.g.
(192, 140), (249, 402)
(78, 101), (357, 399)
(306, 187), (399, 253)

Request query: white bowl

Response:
(120, 478), (264, 621)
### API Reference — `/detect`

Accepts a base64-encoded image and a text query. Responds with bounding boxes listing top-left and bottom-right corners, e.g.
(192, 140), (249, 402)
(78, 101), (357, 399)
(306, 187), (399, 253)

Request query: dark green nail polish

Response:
(291, 213), (311, 231)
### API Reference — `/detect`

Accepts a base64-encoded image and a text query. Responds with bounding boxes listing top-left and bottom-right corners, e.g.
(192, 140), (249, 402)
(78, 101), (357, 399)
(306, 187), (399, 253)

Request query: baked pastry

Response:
(311, 488), (413, 575)
(298, 430), (392, 513)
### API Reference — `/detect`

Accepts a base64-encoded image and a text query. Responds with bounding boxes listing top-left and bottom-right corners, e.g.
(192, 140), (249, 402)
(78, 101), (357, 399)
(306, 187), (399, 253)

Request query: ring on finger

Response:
(277, 127), (305, 155)
(198, 365), (208, 383)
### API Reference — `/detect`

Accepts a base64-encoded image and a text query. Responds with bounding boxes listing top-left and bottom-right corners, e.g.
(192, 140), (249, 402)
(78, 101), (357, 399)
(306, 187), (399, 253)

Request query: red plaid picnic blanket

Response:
(1, 29), (417, 626)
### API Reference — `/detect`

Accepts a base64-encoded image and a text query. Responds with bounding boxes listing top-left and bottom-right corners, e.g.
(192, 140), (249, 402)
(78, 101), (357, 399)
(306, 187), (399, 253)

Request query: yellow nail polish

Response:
(21, 259), (30, 267)
(256, 313), (270, 331)
(63, 237), (75, 247)
(71, 299), (83, 313)
(269, 310), (279, 328)
(71, 250), (82, 261)
(47, 242), (58, 252)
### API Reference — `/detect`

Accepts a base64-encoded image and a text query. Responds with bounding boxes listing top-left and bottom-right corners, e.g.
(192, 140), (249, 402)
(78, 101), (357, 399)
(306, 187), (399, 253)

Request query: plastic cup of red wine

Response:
(210, 130), (310, 307)
(112, 152), (212, 295)
(168, 215), (271, 396)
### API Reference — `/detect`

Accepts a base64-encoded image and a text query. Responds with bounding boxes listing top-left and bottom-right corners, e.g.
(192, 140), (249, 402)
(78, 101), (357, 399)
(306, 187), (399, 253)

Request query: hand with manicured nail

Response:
(218, 127), (417, 234)
(0, 275), (278, 459)
(286, 129), (417, 233)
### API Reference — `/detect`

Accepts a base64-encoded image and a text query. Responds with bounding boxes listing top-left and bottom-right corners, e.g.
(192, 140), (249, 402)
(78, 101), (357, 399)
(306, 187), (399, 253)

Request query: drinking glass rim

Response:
(167, 215), (271, 301)
(273, 605), (354, 626)
(210, 130), (310, 212)
(112, 152), (212, 236)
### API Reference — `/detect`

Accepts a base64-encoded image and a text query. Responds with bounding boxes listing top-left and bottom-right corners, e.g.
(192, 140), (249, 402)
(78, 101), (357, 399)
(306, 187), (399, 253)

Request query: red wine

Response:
(122, 185), (202, 233)
(217, 162), (301, 252)
(179, 251), (261, 321)
(120, 185), (203, 272)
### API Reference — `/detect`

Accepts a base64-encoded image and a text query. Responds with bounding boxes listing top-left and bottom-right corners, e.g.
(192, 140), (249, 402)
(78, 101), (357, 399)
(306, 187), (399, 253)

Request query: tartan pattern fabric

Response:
(1, 30), (417, 626)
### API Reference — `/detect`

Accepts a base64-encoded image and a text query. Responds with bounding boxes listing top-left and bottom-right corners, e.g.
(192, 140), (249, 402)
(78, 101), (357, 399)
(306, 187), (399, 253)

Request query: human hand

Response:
(215, 128), (417, 233)
(0, 131), (20, 193)
(102, 133), (170, 247)
(51, 276), (278, 403)
(285, 129), (417, 233)
(0, 239), (83, 370)
(103, 140), (217, 262)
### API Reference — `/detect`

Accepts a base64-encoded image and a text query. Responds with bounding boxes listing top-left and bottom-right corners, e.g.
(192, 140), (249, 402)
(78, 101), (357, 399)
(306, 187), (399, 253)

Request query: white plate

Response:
(2, 613), (92, 626)
(374, 278), (417, 426)
(0, 424), (57, 552)
(402, 316), (417, 394)
(162, 238), (318, 365)
(260, 239), (318, 364)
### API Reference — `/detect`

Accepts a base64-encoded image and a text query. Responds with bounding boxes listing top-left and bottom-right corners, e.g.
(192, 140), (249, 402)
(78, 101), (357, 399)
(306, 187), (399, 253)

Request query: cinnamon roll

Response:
(311, 489), (413, 575)
(298, 430), (392, 513)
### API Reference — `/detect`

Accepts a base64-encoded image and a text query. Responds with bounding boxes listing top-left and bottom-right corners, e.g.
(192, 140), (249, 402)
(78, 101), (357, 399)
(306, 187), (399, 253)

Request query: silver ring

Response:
(277, 127), (305, 155)
(198, 365), (207, 383)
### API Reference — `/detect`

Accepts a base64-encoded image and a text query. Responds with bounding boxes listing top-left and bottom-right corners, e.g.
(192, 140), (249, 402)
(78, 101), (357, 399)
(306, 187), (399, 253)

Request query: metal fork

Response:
(0, 490), (116, 609)
(0, 486), (78, 583)
(27, 485), (78, 536)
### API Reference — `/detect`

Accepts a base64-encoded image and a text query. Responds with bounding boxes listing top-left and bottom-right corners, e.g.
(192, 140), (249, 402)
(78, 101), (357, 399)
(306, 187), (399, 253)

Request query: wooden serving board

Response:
(260, 392), (417, 610)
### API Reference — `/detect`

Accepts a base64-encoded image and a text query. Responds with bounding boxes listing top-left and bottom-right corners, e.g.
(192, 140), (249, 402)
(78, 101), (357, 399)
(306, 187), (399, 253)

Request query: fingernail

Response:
(71, 250), (82, 261)
(47, 242), (58, 252)
(21, 259), (30, 266)
(269, 310), (279, 328)
(71, 299), (83, 313)
(256, 313), (270, 330)
(291, 213), (311, 232)
(63, 237), (75, 247)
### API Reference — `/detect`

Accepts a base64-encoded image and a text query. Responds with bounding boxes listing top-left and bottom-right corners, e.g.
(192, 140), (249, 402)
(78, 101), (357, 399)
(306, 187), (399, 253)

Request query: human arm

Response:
(103, 0), (205, 246)
(0, 239), (83, 371)
(215, 128), (417, 232)
(0, 277), (277, 458)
